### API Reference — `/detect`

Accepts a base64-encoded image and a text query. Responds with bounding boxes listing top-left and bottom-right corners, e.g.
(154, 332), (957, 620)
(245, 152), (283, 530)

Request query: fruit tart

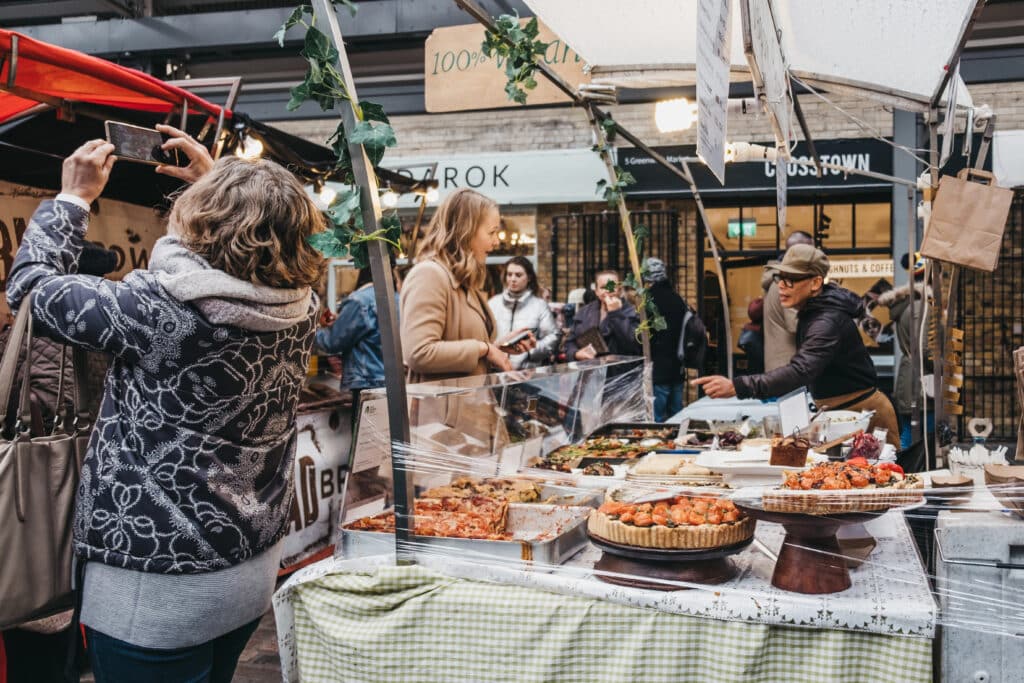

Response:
(588, 495), (754, 549)
(763, 461), (923, 514)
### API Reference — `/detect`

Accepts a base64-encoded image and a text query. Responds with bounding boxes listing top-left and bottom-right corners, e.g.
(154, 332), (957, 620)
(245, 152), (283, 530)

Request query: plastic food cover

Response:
(304, 355), (1024, 683)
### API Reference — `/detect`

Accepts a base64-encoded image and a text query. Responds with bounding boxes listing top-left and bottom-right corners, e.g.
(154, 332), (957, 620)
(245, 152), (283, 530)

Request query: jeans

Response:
(653, 383), (683, 423)
(86, 618), (260, 683)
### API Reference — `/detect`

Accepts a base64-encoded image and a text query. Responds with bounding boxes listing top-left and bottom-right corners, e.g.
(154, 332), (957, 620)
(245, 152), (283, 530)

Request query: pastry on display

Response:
(764, 461), (923, 514)
(345, 496), (511, 540)
(769, 436), (811, 467)
(582, 462), (616, 476)
(629, 453), (713, 477)
(423, 477), (542, 503)
(587, 495), (754, 549)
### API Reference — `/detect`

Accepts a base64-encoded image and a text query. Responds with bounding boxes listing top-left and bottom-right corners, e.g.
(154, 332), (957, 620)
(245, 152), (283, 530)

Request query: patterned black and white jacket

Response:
(7, 199), (317, 574)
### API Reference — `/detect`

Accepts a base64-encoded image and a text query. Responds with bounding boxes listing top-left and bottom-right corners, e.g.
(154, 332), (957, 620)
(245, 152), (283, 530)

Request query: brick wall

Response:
(271, 90), (897, 157)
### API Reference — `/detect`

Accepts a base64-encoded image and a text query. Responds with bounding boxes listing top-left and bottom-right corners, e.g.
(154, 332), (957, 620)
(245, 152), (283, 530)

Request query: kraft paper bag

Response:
(920, 168), (1013, 272)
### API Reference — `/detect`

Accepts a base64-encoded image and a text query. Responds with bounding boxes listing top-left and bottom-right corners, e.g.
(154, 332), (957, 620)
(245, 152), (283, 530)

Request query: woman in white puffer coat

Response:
(488, 256), (561, 369)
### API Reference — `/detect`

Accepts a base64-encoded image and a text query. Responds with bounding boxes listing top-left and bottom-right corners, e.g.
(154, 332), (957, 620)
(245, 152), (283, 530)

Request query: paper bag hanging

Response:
(920, 168), (1013, 272)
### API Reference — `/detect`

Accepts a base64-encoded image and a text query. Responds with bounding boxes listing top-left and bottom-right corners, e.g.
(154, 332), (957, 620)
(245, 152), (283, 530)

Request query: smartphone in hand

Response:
(105, 121), (182, 166)
(498, 330), (531, 353)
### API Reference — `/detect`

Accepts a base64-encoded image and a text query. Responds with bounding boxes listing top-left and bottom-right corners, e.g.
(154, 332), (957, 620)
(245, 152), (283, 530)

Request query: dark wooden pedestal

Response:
(587, 533), (753, 591)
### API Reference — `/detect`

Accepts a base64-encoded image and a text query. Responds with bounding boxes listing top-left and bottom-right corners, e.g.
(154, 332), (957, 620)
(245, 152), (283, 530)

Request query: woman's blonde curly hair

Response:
(416, 187), (497, 290)
(168, 156), (327, 289)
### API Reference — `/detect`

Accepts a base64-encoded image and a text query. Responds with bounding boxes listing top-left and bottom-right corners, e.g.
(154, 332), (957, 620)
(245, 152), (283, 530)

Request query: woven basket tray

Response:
(762, 485), (924, 515)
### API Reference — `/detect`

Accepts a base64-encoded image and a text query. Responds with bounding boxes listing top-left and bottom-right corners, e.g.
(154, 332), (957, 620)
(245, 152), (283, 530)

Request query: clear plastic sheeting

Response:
(336, 355), (647, 535)
(330, 356), (1024, 678)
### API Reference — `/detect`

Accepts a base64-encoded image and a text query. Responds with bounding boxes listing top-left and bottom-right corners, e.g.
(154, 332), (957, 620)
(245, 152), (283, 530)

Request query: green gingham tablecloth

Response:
(274, 556), (933, 683)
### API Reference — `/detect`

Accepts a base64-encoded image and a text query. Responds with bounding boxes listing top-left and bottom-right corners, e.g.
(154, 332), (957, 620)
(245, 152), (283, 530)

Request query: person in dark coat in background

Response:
(642, 258), (686, 422)
(564, 270), (641, 361)
(762, 230), (814, 371)
(738, 297), (765, 375)
(694, 245), (900, 447)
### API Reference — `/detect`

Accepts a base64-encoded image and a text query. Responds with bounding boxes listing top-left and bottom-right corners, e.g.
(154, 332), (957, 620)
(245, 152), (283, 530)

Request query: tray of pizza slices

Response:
(761, 461), (924, 515)
(342, 496), (592, 566)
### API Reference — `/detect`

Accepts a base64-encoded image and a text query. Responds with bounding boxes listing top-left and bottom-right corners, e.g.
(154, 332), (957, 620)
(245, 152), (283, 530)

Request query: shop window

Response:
(819, 204), (853, 249)
(854, 203), (891, 248)
(704, 207), (740, 250)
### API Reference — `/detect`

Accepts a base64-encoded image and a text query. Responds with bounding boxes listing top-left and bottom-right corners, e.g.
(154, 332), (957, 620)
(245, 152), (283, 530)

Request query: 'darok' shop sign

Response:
(387, 149), (608, 207)
(424, 22), (589, 113)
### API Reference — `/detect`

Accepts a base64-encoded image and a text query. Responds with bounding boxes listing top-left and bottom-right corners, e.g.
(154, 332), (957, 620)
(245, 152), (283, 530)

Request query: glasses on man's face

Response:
(773, 273), (815, 289)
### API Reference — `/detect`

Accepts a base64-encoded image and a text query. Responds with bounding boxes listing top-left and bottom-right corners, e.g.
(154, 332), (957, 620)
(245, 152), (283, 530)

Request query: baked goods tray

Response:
(586, 422), (679, 440)
(341, 504), (592, 566)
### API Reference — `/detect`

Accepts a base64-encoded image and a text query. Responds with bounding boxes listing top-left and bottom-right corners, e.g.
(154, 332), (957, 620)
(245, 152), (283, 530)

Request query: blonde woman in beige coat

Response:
(402, 188), (535, 384)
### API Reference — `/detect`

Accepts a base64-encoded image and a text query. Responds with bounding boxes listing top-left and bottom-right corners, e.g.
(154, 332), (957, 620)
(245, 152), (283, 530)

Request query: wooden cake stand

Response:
(735, 504), (882, 594)
(587, 532), (754, 591)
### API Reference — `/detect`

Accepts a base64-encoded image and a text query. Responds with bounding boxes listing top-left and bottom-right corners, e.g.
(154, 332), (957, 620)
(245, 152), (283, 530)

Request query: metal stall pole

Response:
(312, 0), (414, 564)
(925, 0), (987, 459)
(678, 158), (734, 380)
(584, 103), (652, 364)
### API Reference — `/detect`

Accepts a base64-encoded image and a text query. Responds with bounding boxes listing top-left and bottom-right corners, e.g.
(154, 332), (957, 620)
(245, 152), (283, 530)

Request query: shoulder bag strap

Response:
(17, 301), (38, 433)
(71, 346), (92, 430)
(50, 344), (69, 435)
(0, 293), (33, 430)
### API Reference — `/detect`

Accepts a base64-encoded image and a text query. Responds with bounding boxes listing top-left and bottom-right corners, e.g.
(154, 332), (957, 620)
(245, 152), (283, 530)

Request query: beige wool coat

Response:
(400, 259), (496, 384)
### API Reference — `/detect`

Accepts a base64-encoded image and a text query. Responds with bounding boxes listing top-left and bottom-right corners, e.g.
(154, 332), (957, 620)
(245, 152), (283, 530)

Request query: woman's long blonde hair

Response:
(416, 188), (496, 290)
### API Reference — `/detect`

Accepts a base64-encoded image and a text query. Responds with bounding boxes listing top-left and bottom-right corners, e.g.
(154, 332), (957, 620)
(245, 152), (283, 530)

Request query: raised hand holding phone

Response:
(154, 124), (214, 183)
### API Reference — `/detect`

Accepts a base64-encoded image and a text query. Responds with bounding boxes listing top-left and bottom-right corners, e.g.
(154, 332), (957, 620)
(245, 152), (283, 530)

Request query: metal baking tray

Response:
(586, 422), (679, 441)
(533, 484), (603, 508)
(341, 503), (592, 566)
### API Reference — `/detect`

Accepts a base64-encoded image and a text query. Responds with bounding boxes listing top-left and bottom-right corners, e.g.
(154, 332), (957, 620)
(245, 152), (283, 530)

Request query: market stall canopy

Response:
(522, 0), (977, 110)
(0, 29), (229, 124)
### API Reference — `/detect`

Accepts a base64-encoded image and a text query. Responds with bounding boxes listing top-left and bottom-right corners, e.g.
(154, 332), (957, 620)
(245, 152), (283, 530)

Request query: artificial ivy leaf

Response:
(523, 76), (537, 91)
(349, 121), (397, 148)
(306, 57), (324, 86)
(332, 0), (358, 17)
(307, 229), (350, 258)
(327, 186), (363, 228)
(650, 313), (668, 332)
(633, 223), (650, 241)
(287, 80), (311, 111)
(274, 4), (311, 47)
(303, 26), (338, 62)
(617, 169), (637, 186)
(602, 279), (619, 292)
(359, 100), (389, 124)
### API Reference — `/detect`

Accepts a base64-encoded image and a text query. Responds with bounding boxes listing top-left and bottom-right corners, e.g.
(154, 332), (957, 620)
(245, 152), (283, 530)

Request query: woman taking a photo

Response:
(6, 128), (324, 681)
(402, 188), (534, 383)
(488, 256), (560, 369)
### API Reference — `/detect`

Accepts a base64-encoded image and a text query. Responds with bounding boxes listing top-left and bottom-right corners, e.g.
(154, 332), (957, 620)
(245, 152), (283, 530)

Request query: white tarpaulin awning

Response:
(993, 131), (1024, 188)
(523, 0), (979, 111)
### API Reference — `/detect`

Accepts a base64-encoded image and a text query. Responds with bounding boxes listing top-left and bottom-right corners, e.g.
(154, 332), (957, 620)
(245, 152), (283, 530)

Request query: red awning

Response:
(0, 30), (229, 124)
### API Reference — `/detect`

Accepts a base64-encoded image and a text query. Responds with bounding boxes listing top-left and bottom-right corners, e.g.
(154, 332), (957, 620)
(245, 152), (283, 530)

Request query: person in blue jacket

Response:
(316, 266), (399, 410)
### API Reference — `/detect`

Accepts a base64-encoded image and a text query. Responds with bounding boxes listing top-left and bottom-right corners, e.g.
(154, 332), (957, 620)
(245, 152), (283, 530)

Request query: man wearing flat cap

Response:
(693, 244), (900, 447)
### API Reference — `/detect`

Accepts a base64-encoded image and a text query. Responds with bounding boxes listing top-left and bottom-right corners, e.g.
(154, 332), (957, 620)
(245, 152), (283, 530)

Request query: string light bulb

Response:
(381, 188), (399, 209)
(654, 97), (697, 133)
(425, 187), (440, 204)
(318, 185), (337, 205)
(235, 135), (263, 160)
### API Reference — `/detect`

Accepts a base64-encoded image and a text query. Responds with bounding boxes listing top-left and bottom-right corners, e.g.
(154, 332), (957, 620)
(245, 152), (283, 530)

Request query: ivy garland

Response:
(481, 14), (549, 105)
(276, 1), (401, 267)
(590, 111), (667, 338)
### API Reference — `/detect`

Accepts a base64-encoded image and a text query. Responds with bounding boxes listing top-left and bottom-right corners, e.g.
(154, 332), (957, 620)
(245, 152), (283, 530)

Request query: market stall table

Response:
(274, 510), (934, 682)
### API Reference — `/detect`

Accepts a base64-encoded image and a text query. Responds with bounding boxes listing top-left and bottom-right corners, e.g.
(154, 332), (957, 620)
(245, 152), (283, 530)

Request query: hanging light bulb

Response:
(498, 230), (507, 241)
(654, 97), (696, 133)
(235, 135), (263, 160)
(425, 187), (440, 204)
(318, 185), (337, 205)
(381, 187), (399, 209)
